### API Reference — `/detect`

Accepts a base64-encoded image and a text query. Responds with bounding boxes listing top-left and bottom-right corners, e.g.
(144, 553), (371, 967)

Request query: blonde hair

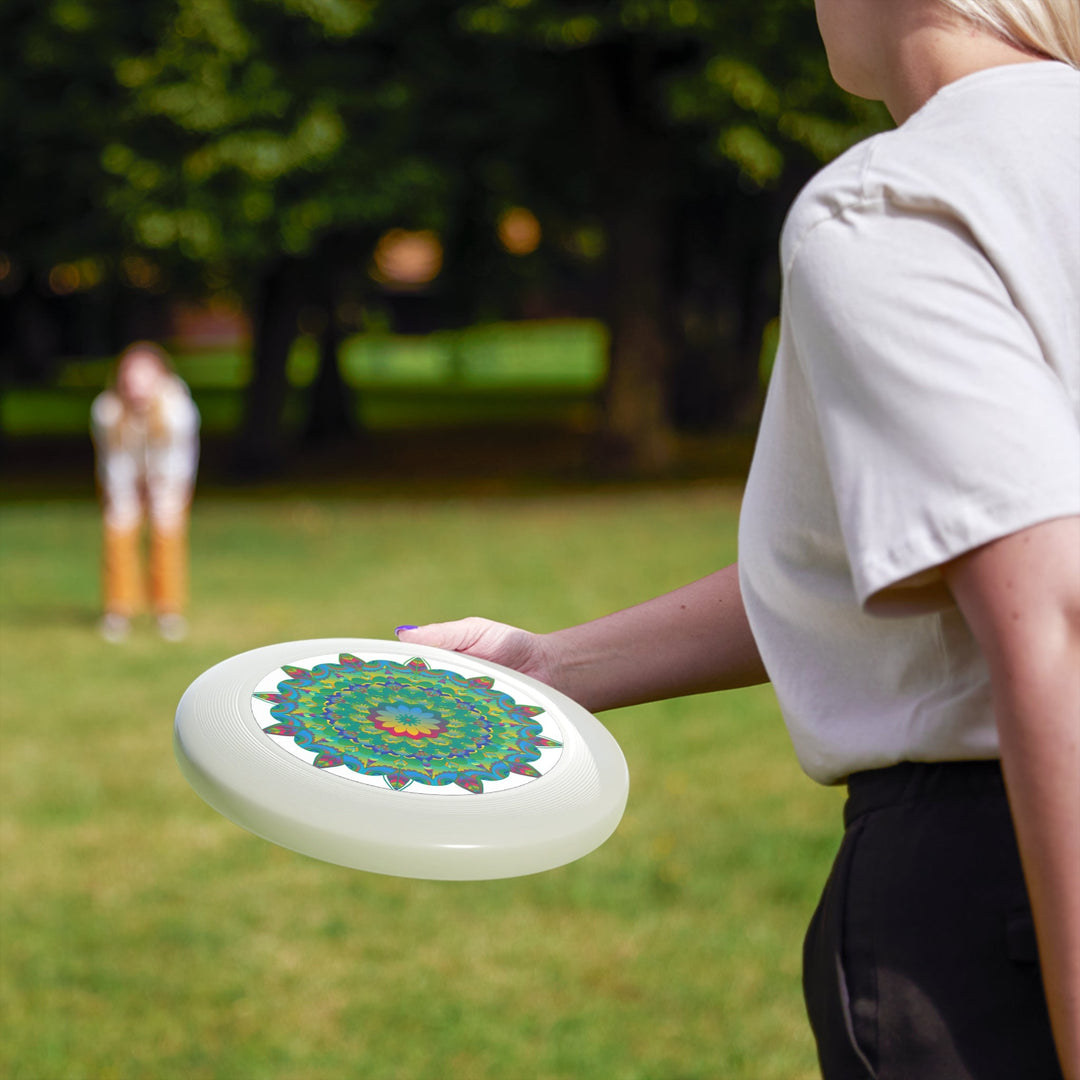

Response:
(938, 0), (1080, 66)
(111, 341), (178, 443)
(116, 340), (174, 377)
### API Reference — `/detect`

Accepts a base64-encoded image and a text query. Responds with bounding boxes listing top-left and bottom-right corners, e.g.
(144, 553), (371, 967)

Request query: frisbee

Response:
(174, 638), (629, 880)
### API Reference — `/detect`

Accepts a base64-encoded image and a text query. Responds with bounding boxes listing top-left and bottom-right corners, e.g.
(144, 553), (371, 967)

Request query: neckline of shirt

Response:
(904, 59), (1075, 130)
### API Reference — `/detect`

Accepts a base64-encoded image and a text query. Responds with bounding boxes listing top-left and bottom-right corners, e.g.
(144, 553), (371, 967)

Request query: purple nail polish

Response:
(395, 625), (418, 635)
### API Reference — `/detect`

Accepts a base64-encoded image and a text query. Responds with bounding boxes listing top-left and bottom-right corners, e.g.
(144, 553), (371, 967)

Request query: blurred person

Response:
(91, 342), (200, 642)
(396, 1), (1080, 1077)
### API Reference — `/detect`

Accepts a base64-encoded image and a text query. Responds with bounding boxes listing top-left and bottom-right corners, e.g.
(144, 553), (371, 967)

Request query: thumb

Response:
(395, 619), (483, 653)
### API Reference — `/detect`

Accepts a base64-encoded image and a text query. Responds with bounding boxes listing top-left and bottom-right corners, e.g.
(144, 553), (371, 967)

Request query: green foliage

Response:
(2, 0), (889, 279)
(0, 1), (143, 265)
(455, 0), (889, 186)
(0, 489), (842, 1079)
(97, 0), (453, 275)
(2, 0), (890, 459)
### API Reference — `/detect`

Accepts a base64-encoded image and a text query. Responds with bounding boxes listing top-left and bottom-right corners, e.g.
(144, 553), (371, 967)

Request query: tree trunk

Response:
(302, 303), (355, 447)
(231, 257), (303, 479)
(585, 42), (677, 475)
(669, 187), (781, 432)
(3, 279), (60, 384)
(602, 187), (675, 472)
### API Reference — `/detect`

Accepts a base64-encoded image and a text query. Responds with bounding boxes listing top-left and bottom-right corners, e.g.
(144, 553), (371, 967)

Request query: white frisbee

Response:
(174, 638), (629, 880)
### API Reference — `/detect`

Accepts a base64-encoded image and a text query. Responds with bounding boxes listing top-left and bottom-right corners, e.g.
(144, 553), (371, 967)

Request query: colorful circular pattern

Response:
(253, 653), (563, 795)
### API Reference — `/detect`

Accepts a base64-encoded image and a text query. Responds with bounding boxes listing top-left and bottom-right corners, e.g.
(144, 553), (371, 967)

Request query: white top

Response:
(739, 62), (1080, 785)
(91, 375), (200, 530)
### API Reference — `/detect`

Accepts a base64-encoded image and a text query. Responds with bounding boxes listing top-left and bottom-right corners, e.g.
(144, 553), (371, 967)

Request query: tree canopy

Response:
(1, 0), (890, 471)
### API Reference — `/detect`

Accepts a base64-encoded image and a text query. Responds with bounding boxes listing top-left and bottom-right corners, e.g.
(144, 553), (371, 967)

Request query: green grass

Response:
(0, 487), (842, 1079)
(2, 319), (609, 437)
(0, 384), (602, 436)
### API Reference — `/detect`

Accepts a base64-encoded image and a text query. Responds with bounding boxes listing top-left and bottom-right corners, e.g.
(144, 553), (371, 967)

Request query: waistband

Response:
(844, 759), (1005, 829)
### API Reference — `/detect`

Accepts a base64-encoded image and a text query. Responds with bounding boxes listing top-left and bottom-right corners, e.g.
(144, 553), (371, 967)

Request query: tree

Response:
(0, 0), (178, 379)
(96, 0), (557, 473)
(2, 0), (889, 474)
(454, 0), (890, 470)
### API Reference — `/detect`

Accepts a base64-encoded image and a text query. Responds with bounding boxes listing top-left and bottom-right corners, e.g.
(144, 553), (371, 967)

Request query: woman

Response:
(91, 342), (200, 642)
(396, 1), (1079, 1076)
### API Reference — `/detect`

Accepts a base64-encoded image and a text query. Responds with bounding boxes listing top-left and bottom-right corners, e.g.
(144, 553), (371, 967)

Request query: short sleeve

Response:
(157, 378), (200, 438)
(90, 391), (122, 442)
(787, 202), (1080, 612)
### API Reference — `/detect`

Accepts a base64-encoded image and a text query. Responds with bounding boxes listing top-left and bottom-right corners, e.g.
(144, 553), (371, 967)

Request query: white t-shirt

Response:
(739, 61), (1080, 785)
(92, 375), (200, 530)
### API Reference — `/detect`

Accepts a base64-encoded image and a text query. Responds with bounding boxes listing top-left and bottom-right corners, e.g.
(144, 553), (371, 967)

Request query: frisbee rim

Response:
(174, 637), (629, 879)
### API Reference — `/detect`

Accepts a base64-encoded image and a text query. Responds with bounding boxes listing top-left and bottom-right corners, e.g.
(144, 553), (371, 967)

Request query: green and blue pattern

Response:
(255, 654), (561, 794)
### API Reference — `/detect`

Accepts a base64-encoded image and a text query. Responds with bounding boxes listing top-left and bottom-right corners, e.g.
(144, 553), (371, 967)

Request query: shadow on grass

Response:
(1, 425), (758, 503)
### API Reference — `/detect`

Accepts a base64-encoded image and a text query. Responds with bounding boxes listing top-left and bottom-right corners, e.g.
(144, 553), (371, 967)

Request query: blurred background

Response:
(1, 2), (889, 1077)
(0, 0), (889, 483)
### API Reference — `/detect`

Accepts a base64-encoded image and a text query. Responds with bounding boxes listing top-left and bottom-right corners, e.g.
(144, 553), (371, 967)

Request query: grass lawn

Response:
(0, 485), (842, 1080)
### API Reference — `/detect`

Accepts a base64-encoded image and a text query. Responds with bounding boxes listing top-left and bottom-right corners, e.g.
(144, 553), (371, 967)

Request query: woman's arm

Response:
(944, 515), (1080, 1080)
(398, 562), (768, 713)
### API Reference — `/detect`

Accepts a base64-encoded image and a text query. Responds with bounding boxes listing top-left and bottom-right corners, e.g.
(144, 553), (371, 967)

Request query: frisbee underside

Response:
(174, 638), (629, 880)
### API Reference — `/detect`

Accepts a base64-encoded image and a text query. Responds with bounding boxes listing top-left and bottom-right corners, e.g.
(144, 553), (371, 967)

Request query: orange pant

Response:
(102, 517), (188, 617)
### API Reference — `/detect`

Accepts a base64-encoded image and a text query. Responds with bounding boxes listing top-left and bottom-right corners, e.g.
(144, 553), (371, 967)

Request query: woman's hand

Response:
(396, 618), (563, 688)
(395, 563), (767, 713)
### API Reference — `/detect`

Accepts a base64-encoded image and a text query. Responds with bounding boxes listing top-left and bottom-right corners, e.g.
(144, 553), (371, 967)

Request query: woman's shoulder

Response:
(156, 375), (200, 429)
(779, 136), (885, 270)
(161, 372), (194, 401)
(91, 389), (124, 429)
(782, 61), (1079, 273)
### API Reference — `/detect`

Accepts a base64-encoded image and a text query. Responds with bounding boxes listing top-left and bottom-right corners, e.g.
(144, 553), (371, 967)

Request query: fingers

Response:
(394, 618), (564, 692)
(395, 617), (537, 669)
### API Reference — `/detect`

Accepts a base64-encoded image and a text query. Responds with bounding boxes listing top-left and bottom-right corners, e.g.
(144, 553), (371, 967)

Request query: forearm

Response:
(946, 517), (1080, 1078)
(541, 562), (768, 712)
(994, 646), (1080, 1079)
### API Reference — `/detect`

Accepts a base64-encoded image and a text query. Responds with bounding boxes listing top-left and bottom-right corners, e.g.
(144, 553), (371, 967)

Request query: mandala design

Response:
(254, 654), (562, 794)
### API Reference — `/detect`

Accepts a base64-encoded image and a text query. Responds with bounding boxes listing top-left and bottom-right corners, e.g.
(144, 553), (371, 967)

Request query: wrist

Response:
(537, 628), (618, 711)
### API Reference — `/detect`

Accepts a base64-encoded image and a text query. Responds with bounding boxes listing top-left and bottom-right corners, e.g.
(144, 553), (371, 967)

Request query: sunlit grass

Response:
(1, 489), (841, 1079)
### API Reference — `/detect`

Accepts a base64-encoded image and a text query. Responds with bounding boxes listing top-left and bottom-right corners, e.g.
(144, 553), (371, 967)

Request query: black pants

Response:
(803, 761), (1063, 1080)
